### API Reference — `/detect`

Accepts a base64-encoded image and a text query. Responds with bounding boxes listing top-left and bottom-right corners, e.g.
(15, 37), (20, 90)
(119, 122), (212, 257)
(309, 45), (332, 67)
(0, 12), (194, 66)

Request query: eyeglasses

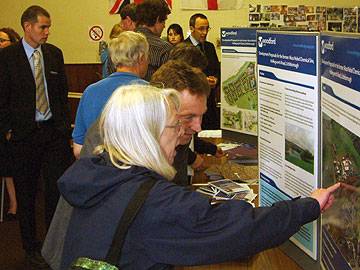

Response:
(165, 120), (182, 132)
(194, 26), (211, 32)
(178, 114), (202, 125)
(0, 38), (10, 43)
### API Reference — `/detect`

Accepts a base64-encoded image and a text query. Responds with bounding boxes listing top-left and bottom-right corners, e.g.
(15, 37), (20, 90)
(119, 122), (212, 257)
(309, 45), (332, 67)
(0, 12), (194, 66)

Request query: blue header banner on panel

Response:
(221, 28), (257, 47)
(321, 34), (360, 92)
(257, 32), (317, 76)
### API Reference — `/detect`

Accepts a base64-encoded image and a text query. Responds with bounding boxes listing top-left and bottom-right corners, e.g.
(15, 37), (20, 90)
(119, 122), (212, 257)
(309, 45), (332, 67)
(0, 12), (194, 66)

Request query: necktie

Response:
(33, 50), (49, 114)
(197, 43), (204, 52)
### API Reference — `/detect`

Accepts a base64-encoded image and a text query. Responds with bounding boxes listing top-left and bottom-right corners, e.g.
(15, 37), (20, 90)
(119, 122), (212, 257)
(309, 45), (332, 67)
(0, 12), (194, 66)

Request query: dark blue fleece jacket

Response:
(58, 154), (320, 269)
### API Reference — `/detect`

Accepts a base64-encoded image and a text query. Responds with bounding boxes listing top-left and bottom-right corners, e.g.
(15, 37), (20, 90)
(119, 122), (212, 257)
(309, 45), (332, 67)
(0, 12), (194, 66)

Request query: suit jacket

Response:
(0, 40), (71, 141)
(184, 37), (220, 79)
(185, 37), (220, 129)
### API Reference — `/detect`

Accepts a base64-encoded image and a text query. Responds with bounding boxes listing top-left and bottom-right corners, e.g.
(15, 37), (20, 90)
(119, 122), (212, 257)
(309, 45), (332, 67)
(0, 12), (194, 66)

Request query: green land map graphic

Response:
(222, 61), (257, 110)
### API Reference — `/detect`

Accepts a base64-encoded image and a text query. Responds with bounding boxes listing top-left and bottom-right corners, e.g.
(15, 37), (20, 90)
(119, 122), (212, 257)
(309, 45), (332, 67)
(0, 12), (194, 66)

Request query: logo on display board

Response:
(321, 39), (335, 54)
(221, 30), (237, 38)
(258, 36), (276, 48)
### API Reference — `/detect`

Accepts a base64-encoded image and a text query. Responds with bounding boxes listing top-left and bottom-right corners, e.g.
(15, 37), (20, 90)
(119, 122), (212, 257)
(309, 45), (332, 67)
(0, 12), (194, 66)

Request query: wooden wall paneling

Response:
(65, 63), (102, 128)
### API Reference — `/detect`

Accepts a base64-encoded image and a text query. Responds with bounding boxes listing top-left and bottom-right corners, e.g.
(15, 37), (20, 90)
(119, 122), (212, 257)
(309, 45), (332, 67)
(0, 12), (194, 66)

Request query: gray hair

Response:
(98, 84), (180, 180)
(109, 31), (149, 68)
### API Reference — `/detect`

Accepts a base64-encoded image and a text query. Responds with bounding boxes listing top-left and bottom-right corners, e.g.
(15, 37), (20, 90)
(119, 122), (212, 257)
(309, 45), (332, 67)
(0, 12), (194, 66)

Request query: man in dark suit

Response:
(0, 5), (73, 268)
(185, 13), (221, 130)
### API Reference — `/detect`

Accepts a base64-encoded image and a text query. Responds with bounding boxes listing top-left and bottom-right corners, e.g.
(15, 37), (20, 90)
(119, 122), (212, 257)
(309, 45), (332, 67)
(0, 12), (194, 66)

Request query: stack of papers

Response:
(195, 179), (257, 205)
(198, 130), (222, 138)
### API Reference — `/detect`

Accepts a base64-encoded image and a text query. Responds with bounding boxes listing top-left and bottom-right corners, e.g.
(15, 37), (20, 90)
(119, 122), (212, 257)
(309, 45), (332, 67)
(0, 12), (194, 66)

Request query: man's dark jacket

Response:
(0, 40), (71, 141)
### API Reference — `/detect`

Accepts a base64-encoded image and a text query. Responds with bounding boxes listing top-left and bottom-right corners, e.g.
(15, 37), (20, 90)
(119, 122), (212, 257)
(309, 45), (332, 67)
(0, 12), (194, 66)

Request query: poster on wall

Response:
(320, 33), (360, 270)
(257, 31), (320, 260)
(220, 28), (258, 135)
(248, 4), (359, 33)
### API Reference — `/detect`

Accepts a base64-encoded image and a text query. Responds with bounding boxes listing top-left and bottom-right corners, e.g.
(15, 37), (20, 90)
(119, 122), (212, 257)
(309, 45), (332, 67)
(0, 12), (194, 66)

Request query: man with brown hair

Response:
(169, 43), (208, 71)
(167, 44), (224, 172)
(135, 0), (172, 80)
(0, 5), (73, 268)
(119, 3), (137, 31)
(151, 60), (211, 185)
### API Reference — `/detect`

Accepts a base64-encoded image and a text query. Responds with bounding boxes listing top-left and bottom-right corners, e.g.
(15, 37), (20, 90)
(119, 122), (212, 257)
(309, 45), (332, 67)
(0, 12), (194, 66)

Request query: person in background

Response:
(151, 60), (211, 185)
(185, 13), (220, 130)
(0, 27), (20, 47)
(169, 42), (207, 70)
(167, 44), (224, 172)
(167, 23), (184, 46)
(99, 23), (123, 78)
(135, 0), (172, 81)
(57, 83), (341, 269)
(0, 6), (73, 268)
(119, 2), (137, 31)
(99, 3), (137, 78)
(0, 27), (20, 221)
(73, 31), (149, 158)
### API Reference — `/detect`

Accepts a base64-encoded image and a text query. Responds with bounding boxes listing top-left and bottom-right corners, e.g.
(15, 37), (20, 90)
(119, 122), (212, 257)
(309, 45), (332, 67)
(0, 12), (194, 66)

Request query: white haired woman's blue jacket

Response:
(58, 152), (320, 269)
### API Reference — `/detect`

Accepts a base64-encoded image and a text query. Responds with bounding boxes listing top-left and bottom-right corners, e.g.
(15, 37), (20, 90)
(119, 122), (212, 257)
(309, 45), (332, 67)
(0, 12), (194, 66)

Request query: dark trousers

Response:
(10, 123), (73, 253)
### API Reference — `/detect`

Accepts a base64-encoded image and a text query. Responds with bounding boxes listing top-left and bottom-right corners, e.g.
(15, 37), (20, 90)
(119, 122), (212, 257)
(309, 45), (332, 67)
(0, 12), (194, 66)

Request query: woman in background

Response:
(0, 27), (20, 220)
(167, 23), (184, 46)
(99, 23), (123, 78)
(0, 27), (20, 48)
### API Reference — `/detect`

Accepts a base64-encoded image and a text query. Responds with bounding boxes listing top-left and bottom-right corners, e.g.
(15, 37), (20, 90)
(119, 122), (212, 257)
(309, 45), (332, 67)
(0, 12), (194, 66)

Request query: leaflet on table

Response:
(220, 28), (258, 135)
(320, 33), (360, 270)
(257, 31), (320, 260)
(197, 130), (222, 138)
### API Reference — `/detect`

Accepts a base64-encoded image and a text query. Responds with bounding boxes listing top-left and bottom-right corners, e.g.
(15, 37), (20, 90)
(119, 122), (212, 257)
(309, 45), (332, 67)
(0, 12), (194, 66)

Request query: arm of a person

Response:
(187, 148), (197, 165)
(80, 119), (102, 158)
(194, 137), (224, 158)
(72, 97), (87, 156)
(99, 41), (108, 63)
(210, 43), (220, 80)
(142, 185), (322, 266)
(0, 51), (12, 136)
(205, 43), (220, 87)
(73, 142), (82, 160)
(57, 48), (72, 135)
(194, 137), (217, 155)
(187, 148), (205, 171)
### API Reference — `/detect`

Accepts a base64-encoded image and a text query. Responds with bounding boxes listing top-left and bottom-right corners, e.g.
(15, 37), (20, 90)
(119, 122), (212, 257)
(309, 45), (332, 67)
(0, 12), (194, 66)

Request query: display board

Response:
(257, 31), (320, 260)
(220, 28), (258, 135)
(320, 33), (360, 270)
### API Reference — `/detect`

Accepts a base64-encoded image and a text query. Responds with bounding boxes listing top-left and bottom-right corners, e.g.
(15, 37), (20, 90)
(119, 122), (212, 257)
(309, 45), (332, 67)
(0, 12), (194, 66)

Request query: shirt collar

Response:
(22, 38), (42, 60)
(189, 35), (200, 47)
(136, 26), (156, 37)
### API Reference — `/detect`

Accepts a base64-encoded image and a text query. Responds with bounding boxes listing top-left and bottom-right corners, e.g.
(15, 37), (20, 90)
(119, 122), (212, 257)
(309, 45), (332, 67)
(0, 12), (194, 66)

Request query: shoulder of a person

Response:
(184, 36), (191, 43)
(42, 43), (63, 55)
(0, 41), (21, 57)
(205, 41), (215, 48)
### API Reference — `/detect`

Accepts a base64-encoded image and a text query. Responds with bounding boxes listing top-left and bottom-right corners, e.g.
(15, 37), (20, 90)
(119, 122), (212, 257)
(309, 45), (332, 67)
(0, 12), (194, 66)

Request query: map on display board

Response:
(220, 28), (258, 135)
(257, 31), (320, 260)
(320, 33), (360, 270)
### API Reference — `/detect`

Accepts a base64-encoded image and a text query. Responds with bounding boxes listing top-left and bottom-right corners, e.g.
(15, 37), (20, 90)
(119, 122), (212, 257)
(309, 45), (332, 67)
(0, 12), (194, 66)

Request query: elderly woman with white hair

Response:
(58, 84), (340, 270)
